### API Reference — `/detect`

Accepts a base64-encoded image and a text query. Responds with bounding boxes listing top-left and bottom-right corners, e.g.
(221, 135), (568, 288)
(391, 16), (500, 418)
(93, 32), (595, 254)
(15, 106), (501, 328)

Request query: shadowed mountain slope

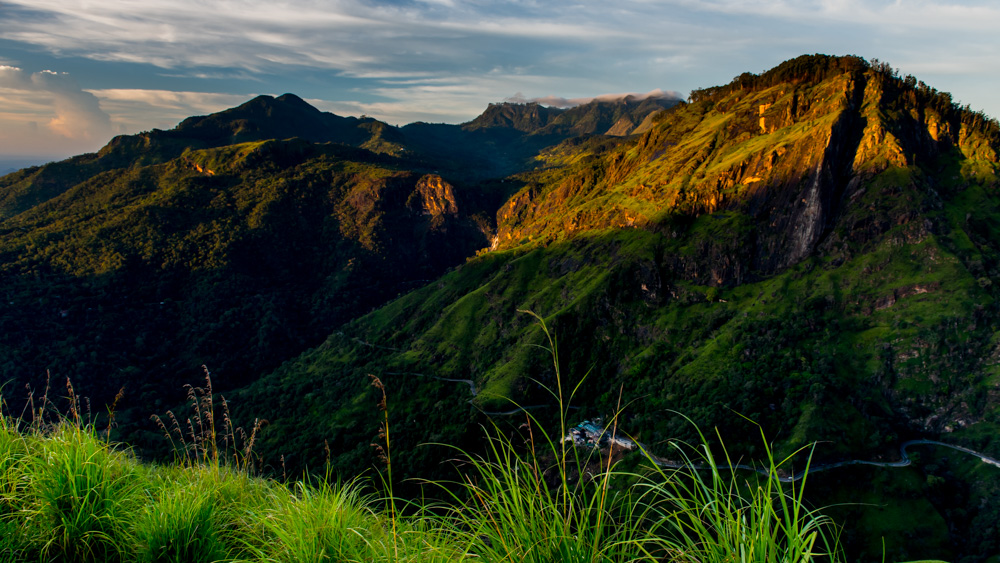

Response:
(233, 55), (1000, 562)
(0, 88), (669, 428)
(0, 139), (490, 420)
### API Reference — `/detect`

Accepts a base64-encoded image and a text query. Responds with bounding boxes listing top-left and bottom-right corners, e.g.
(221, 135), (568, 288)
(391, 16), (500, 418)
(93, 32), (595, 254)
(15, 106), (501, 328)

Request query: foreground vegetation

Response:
(2, 325), (843, 563)
(0, 413), (845, 563)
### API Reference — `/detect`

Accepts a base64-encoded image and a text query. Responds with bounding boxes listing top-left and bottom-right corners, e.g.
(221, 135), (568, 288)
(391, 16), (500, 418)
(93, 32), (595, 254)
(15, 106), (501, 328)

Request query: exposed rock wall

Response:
(491, 66), (997, 289)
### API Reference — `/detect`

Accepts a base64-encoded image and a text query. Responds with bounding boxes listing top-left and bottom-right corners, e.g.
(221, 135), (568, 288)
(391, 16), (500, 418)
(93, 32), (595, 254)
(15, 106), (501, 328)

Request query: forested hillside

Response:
(239, 55), (1000, 561)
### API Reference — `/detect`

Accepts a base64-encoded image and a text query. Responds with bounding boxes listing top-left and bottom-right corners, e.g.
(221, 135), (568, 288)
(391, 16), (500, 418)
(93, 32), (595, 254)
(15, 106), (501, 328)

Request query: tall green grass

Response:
(637, 426), (837, 562)
(0, 323), (851, 563)
(0, 396), (847, 563)
(134, 471), (227, 563)
(0, 411), (31, 561)
(434, 423), (655, 562)
(429, 421), (840, 563)
(430, 313), (842, 563)
(28, 424), (139, 562)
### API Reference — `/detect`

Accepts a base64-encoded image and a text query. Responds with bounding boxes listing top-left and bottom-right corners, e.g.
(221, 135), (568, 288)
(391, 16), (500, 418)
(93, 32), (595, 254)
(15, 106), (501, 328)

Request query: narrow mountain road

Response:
(385, 372), (1000, 480)
(384, 371), (476, 396)
(382, 370), (575, 415)
(568, 421), (1000, 483)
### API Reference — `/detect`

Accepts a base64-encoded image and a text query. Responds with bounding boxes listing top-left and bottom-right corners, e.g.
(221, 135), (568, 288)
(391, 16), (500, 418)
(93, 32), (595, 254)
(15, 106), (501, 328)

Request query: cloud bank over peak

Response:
(0, 65), (112, 157)
(505, 89), (684, 109)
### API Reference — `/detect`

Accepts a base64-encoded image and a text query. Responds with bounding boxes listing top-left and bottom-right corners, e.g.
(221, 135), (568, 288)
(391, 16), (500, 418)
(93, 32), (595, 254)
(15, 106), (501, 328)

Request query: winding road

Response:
(382, 370), (1000, 481)
(383, 371), (578, 416)
(384, 371), (477, 396)
(568, 420), (1000, 483)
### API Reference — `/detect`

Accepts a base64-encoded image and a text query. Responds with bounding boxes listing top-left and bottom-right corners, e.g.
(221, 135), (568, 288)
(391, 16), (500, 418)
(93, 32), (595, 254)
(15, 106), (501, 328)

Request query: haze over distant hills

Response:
(0, 158), (53, 175)
(1, 55), (999, 561)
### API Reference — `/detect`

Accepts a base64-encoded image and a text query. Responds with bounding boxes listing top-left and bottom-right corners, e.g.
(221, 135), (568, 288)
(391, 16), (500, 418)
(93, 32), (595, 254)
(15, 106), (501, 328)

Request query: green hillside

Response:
(1, 54), (999, 561)
(0, 86), (674, 415)
(0, 138), (491, 418)
(234, 55), (1000, 561)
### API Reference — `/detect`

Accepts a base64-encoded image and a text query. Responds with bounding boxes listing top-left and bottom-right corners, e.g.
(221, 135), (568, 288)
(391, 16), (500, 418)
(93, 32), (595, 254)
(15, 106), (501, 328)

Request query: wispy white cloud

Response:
(0, 0), (601, 73)
(158, 70), (264, 82)
(1, 0), (998, 145)
(662, 0), (1000, 30)
(435, 18), (622, 40)
(0, 1), (990, 82)
(1, 2), (380, 72)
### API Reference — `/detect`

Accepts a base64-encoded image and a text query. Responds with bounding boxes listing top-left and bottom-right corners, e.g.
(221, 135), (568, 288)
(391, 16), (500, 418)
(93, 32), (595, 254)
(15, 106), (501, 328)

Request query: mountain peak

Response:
(463, 94), (679, 137)
(179, 93), (323, 131)
(165, 92), (378, 148)
(274, 93), (318, 111)
(463, 102), (562, 132)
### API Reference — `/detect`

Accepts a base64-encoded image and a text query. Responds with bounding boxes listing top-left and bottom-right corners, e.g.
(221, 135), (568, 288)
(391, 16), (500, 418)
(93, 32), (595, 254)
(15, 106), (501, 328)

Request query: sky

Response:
(1, 0), (998, 164)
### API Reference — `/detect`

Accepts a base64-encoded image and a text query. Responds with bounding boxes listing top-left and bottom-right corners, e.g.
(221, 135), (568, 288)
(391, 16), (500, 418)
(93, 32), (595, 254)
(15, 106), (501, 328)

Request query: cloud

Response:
(3, 1), (995, 92)
(0, 0), (614, 75)
(0, 65), (112, 156)
(0, 2), (378, 72)
(506, 88), (684, 108)
(309, 79), (515, 125)
(665, 0), (1000, 30)
(1, 0), (998, 131)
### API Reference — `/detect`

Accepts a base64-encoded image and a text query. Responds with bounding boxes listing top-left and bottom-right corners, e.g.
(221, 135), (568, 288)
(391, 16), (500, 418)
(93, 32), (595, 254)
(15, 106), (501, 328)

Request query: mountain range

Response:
(1, 54), (998, 561)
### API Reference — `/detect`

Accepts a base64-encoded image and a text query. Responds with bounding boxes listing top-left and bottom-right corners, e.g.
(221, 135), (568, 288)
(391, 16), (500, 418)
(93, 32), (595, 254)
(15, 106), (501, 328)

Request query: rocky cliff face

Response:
(463, 102), (561, 132)
(473, 59), (1000, 463)
(462, 97), (680, 137)
(412, 175), (459, 217)
(493, 60), (998, 280)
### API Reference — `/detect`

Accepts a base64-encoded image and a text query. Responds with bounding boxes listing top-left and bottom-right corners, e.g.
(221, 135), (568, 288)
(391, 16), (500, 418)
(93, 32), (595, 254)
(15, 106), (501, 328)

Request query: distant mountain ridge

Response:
(0, 86), (672, 426)
(464, 95), (679, 136)
(0, 92), (673, 220)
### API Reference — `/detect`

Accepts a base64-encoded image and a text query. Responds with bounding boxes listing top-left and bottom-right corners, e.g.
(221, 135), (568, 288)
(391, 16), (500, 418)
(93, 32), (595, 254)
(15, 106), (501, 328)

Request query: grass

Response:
(640, 427), (837, 563)
(1, 315), (894, 562)
(0, 382), (850, 563)
(1, 407), (449, 562)
(134, 471), (228, 563)
(29, 424), (140, 562)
